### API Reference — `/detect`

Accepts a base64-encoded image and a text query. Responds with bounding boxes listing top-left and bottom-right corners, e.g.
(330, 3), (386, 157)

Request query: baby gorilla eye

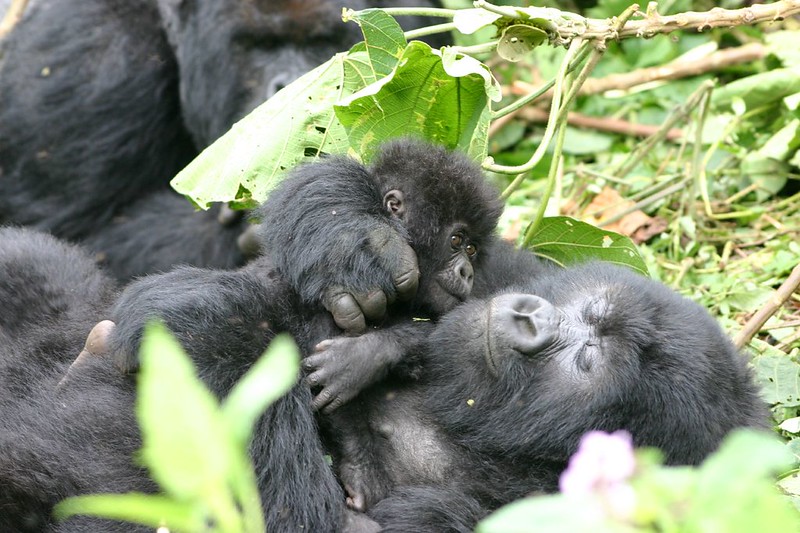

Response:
(465, 244), (477, 257)
(450, 234), (463, 248)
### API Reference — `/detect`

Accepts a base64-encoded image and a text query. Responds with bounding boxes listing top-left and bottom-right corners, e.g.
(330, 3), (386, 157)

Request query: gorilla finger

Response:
(367, 226), (420, 302)
(323, 291), (366, 334)
(237, 223), (262, 258)
(305, 369), (329, 388)
(321, 395), (346, 415)
(313, 339), (335, 352)
(311, 388), (335, 411)
(217, 203), (243, 226)
(84, 319), (116, 356)
(353, 290), (387, 322)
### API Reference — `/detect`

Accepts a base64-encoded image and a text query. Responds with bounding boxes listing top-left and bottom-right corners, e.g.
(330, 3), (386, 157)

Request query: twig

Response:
(510, 42), (766, 100)
(0, 0), (28, 39)
(734, 262), (800, 349)
(519, 107), (684, 140)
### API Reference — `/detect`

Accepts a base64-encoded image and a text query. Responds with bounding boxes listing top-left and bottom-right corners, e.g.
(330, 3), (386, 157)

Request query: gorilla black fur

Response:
(0, 0), (439, 280)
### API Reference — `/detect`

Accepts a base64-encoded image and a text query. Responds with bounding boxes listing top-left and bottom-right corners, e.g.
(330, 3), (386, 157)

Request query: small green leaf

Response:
(222, 334), (301, 446)
(523, 217), (648, 276)
(55, 493), (205, 532)
(137, 322), (232, 500)
(496, 24), (547, 62)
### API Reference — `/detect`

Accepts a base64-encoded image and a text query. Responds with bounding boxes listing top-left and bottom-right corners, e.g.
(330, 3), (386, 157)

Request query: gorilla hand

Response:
(322, 225), (419, 335)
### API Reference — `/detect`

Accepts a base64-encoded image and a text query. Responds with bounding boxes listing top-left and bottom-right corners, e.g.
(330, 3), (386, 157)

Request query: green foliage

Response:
(524, 216), (648, 276)
(55, 324), (300, 532)
(172, 8), (498, 208)
(478, 430), (798, 533)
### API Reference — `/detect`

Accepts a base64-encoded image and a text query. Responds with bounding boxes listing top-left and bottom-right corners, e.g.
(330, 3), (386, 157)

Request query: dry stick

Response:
(0, 0), (28, 38)
(511, 42), (767, 100)
(519, 107), (685, 140)
(582, 42), (765, 95)
(733, 262), (800, 350)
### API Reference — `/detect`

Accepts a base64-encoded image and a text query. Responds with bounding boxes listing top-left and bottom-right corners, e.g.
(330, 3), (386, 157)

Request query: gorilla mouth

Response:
(431, 279), (465, 313)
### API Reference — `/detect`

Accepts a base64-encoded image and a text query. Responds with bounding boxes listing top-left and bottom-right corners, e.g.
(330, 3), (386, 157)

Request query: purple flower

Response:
(559, 430), (637, 519)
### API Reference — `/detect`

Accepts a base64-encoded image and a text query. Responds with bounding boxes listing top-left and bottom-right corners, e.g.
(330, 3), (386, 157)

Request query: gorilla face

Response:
(423, 262), (766, 466)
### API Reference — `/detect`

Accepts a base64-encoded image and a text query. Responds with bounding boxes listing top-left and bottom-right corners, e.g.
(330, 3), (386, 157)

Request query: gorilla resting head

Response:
(340, 262), (767, 524)
(425, 262), (767, 466)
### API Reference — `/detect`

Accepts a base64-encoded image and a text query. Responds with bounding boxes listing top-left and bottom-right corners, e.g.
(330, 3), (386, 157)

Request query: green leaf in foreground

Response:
(137, 321), (233, 502)
(523, 216), (648, 276)
(335, 41), (498, 162)
(222, 334), (300, 447)
(55, 493), (205, 532)
(171, 52), (368, 208)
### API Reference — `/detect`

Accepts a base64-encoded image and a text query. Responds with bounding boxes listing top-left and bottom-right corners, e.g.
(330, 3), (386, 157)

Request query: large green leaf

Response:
(523, 217), (648, 276)
(171, 52), (368, 208)
(712, 68), (800, 111)
(752, 351), (800, 407)
(334, 41), (498, 162)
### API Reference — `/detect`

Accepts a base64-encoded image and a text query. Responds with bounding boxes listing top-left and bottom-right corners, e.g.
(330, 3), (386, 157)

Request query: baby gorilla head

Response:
(257, 138), (504, 326)
(424, 261), (767, 470)
(369, 139), (504, 315)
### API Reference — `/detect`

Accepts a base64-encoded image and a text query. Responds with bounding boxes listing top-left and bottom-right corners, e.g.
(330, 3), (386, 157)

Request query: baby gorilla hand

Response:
(304, 331), (404, 414)
(322, 225), (419, 335)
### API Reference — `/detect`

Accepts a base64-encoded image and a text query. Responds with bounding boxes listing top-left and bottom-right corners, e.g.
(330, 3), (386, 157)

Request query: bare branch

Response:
(477, 1), (800, 45)
(734, 262), (800, 349)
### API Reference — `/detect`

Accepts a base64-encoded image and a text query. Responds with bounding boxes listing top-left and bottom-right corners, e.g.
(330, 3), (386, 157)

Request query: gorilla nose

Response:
(458, 259), (474, 286)
(266, 72), (294, 99)
(491, 293), (558, 355)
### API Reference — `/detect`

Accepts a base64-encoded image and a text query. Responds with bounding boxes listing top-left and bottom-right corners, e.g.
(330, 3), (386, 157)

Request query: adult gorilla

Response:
(0, 242), (766, 531)
(0, 0), (439, 280)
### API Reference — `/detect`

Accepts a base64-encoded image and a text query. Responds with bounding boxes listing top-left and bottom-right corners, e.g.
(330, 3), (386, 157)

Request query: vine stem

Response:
(493, 38), (585, 188)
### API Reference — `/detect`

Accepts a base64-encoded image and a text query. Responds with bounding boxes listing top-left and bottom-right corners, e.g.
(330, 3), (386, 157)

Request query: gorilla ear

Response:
(384, 190), (405, 217)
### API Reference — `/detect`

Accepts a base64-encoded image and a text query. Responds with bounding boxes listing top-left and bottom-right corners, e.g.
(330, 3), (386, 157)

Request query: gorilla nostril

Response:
(266, 72), (294, 99)
(459, 263), (473, 283)
(492, 293), (558, 355)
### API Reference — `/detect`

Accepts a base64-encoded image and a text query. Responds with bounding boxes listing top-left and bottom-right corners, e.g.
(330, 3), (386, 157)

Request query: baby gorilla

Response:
(338, 262), (767, 529)
(257, 138), (505, 413)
